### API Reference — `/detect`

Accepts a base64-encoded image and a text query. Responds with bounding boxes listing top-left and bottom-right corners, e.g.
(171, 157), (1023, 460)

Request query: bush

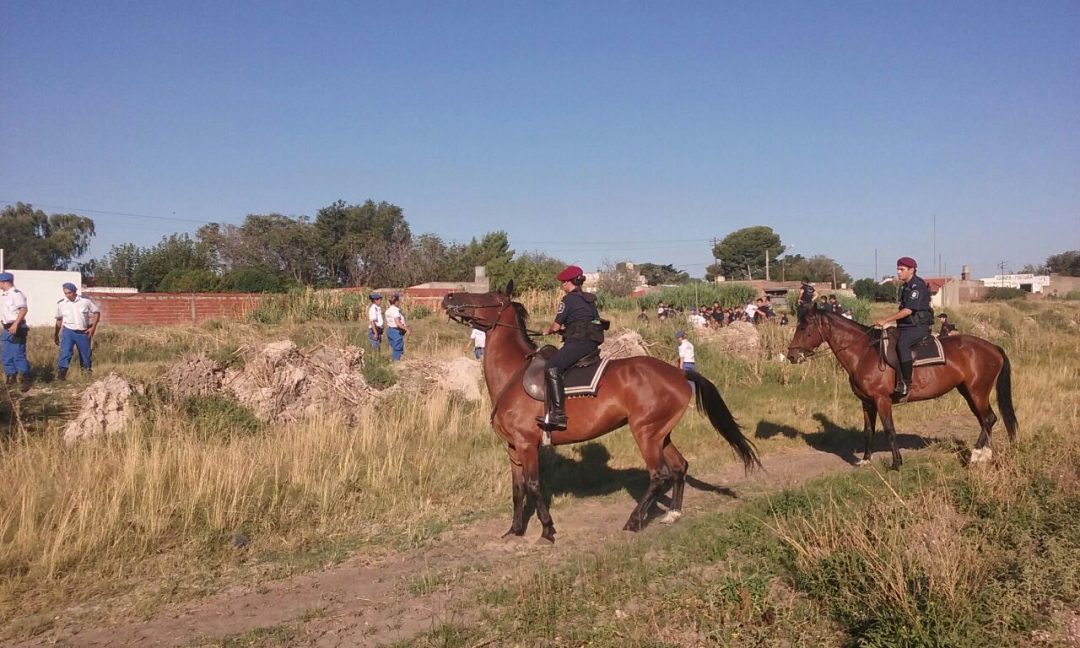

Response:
(362, 352), (396, 389)
(182, 395), (262, 438)
(407, 304), (433, 321)
(158, 269), (220, 293)
(638, 283), (758, 311)
(220, 268), (286, 293)
(983, 287), (1028, 301)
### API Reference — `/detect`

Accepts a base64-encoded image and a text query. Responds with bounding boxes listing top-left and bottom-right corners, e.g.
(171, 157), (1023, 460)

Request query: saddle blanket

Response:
(522, 346), (612, 401)
(564, 357), (612, 397)
(883, 335), (946, 367)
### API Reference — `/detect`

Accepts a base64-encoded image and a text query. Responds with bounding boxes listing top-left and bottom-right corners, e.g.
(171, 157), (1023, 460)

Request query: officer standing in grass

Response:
(0, 271), (32, 392)
(875, 257), (933, 401)
(366, 293), (384, 352)
(54, 282), (100, 380)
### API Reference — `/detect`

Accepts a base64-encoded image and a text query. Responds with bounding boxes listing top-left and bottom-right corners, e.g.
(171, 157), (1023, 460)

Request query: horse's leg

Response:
(957, 383), (998, 465)
(624, 413), (679, 532)
(659, 439), (688, 524)
(875, 397), (903, 470)
(856, 399), (878, 467)
(520, 443), (556, 543)
(502, 447), (527, 538)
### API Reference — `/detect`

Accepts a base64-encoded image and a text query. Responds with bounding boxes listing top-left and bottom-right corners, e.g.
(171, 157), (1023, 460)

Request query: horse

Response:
(786, 307), (1018, 470)
(442, 283), (761, 543)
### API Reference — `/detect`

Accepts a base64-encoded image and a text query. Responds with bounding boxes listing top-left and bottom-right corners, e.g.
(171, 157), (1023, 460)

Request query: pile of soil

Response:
(392, 357), (485, 402)
(699, 321), (761, 360)
(63, 374), (145, 443)
(164, 355), (225, 399)
(601, 329), (650, 359)
(222, 341), (370, 424)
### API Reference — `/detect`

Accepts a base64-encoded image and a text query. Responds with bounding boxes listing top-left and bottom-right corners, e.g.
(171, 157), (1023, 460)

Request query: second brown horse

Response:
(443, 284), (760, 543)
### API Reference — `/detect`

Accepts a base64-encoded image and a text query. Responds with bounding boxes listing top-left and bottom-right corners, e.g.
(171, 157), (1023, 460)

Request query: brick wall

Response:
(85, 292), (264, 326)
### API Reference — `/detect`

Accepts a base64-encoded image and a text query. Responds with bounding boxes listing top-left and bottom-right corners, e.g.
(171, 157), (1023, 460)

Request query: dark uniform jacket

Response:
(897, 275), (933, 328)
(555, 289), (604, 344)
(797, 283), (815, 310)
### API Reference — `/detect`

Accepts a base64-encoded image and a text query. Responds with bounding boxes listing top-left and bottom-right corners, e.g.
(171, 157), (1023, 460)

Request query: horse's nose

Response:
(785, 350), (801, 364)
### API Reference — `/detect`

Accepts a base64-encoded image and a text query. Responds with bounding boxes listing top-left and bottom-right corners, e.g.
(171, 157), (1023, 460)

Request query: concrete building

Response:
(979, 273), (1051, 293)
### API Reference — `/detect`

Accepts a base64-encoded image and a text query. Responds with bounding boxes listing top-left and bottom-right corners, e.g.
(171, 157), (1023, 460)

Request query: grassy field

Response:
(1, 295), (1077, 645)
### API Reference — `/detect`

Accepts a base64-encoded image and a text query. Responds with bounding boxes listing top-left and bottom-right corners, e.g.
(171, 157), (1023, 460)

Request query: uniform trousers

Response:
(896, 325), (931, 364)
(547, 338), (598, 373)
(386, 327), (405, 361)
(1, 325), (31, 376)
(58, 327), (92, 370)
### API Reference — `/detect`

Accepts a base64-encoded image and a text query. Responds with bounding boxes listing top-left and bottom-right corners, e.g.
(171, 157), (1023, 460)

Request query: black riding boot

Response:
(893, 361), (913, 402)
(535, 366), (568, 432)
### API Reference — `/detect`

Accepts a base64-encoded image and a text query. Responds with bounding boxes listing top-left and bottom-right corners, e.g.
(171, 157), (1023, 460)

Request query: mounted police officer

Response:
(796, 277), (815, 317)
(536, 264), (607, 432)
(874, 257), (933, 401)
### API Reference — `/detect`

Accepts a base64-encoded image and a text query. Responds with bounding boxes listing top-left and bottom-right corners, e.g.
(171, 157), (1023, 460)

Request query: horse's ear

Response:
(505, 279), (515, 299)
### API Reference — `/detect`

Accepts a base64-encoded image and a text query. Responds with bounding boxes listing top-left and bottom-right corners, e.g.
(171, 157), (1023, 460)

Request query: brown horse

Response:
(786, 308), (1018, 470)
(442, 284), (760, 543)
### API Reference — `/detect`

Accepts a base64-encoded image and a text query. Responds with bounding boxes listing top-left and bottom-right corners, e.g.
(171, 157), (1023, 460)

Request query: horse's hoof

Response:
(622, 519), (642, 532)
(855, 459), (872, 467)
(501, 527), (524, 539)
(659, 510), (682, 525)
(538, 528), (556, 544)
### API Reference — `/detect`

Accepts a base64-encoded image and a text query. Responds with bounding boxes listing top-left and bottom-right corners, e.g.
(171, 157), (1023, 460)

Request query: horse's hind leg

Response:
(502, 448), (527, 538)
(957, 383), (998, 464)
(520, 443), (556, 543)
(624, 412), (680, 532)
(660, 440), (688, 524)
(857, 399), (878, 467)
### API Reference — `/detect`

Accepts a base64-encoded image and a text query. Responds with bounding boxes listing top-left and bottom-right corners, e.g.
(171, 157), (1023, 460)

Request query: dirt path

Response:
(17, 434), (948, 648)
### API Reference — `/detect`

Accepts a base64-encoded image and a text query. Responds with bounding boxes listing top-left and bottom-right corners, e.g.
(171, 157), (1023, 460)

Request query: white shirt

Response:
(744, 303), (758, 319)
(689, 313), (708, 328)
(678, 339), (695, 364)
(368, 303), (384, 328)
(0, 287), (28, 323)
(469, 328), (486, 348)
(56, 295), (100, 330)
(385, 304), (404, 329)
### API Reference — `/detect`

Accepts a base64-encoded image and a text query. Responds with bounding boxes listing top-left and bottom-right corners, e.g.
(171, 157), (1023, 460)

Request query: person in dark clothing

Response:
(875, 256), (933, 401)
(937, 312), (957, 338)
(536, 264), (606, 433)
(828, 295), (842, 314)
(796, 277), (816, 317)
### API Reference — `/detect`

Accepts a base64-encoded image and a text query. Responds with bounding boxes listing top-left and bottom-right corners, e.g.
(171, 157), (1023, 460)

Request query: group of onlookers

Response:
(641, 298), (790, 329)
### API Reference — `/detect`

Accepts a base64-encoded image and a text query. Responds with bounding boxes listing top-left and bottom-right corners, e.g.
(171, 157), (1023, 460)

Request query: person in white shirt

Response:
(744, 301), (758, 322)
(54, 282), (101, 380)
(366, 293), (384, 352)
(467, 326), (486, 359)
(384, 294), (409, 361)
(676, 330), (696, 398)
(688, 309), (708, 329)
(0, 271), (32, 392)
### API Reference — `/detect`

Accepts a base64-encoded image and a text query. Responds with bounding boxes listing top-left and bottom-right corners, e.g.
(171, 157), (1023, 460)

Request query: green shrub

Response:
(638, 283), (758, 310)
(407, 304), (433, 320)
(182, 395), (262, 438)
(983, 287), (1028, 301)
(158, 269), (220, 293)
(362, 352), (397, 389)
(220, 268), (286, 293)
(1063, 290), (1080, 301)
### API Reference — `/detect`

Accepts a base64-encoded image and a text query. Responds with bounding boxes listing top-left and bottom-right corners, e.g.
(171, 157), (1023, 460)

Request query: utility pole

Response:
(874, 248), (878, 280)
(765, 249), (770, 281)
(998, 260), (1007, 277)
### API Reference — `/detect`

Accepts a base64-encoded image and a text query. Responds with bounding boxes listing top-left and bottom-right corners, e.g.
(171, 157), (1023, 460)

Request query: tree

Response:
(1046, 250), (1080, 276)
(711, 226), (785, 280)
(595, 261), (639, 297)
(134, 234), (214, 292)
(315, 200), (412, 287)
(84, 243), (142, 287)
(442, 231), (515, 288)
(852, 278), (896, 302)
(0, 202), (96, 269)
(508, 252), (567, 292)
(636, 262), (690, 285)
(198, 214), (327, 285)
(781, 254), (852, 287)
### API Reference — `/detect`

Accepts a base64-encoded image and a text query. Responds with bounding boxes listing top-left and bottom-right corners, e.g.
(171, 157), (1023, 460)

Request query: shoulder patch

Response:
(557, 301), (565, 314)
(910, 290), (919, 299)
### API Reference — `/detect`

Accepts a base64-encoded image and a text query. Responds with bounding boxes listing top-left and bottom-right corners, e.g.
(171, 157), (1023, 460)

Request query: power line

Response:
(0, 199), (216, 225)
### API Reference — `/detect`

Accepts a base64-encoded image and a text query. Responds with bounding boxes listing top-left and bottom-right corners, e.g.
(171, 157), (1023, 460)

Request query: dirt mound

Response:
(63, 374), (145, 443)
(393, 357), (485, 401)
(222, 341), (370, 424)
(164, 355), (225, 399)
(702, 321), (761, 359)
(601, 329), (650, 359)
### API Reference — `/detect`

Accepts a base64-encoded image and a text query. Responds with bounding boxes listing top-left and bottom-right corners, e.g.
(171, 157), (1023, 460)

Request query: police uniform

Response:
(893, 267), (933, 399)
(56, 292), (100, 375)
(0, 273), (32, 386)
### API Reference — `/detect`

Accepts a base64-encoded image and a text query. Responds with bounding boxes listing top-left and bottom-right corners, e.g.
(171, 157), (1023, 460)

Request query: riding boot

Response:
(535, 366), (568, 434)
(892, 361), (913, 402)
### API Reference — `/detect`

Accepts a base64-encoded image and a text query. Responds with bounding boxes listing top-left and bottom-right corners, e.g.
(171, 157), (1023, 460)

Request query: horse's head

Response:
(786, 308), (828, 363)
(442, 281), (514, 331)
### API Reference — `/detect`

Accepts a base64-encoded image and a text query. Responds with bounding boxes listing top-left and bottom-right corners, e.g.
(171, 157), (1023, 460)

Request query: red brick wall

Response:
(85, 292), (264, 326)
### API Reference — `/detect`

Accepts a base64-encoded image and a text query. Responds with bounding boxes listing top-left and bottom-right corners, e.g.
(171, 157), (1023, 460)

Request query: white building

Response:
(979, 274), (1051, 293)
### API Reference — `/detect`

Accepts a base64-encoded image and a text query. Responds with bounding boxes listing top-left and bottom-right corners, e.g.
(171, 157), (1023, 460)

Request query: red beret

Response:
(896, 256), (917, 269)
(556, 265), (584, 282)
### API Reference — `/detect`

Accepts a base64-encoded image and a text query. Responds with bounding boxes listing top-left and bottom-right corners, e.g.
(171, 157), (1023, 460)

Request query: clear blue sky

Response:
(2, 1), (1078, 280)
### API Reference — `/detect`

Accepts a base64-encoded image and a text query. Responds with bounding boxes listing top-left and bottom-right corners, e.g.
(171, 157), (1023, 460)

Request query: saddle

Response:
(522, 345), (610, 401)
(878, 327), (946, 370)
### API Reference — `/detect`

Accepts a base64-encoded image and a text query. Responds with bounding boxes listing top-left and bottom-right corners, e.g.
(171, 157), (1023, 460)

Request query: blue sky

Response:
(2, 1), (1077, 280)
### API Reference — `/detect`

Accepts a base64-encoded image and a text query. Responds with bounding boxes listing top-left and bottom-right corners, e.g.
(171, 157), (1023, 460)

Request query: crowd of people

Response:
(643, 296), (792, 329)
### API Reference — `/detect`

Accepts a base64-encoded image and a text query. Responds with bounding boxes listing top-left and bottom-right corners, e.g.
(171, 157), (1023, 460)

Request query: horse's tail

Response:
(994, 346), (1019, 441)
(687, 370), (761, 472)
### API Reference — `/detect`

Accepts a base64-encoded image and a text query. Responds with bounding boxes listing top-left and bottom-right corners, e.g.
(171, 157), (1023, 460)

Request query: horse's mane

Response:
(812, 308), (879, 345)
(511, 301), (538, 351)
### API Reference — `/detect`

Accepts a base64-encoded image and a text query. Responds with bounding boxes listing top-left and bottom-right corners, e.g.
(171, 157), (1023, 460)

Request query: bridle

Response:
(445, 297), (545, 337)
(788, 310), (870, 362)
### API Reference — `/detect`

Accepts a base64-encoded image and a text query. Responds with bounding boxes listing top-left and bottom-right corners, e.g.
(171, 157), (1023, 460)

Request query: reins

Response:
(447, 299), (546, 337)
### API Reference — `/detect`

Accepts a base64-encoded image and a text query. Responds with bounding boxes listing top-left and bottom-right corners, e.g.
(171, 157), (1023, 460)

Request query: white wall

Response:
(2, 269), (84, 327)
